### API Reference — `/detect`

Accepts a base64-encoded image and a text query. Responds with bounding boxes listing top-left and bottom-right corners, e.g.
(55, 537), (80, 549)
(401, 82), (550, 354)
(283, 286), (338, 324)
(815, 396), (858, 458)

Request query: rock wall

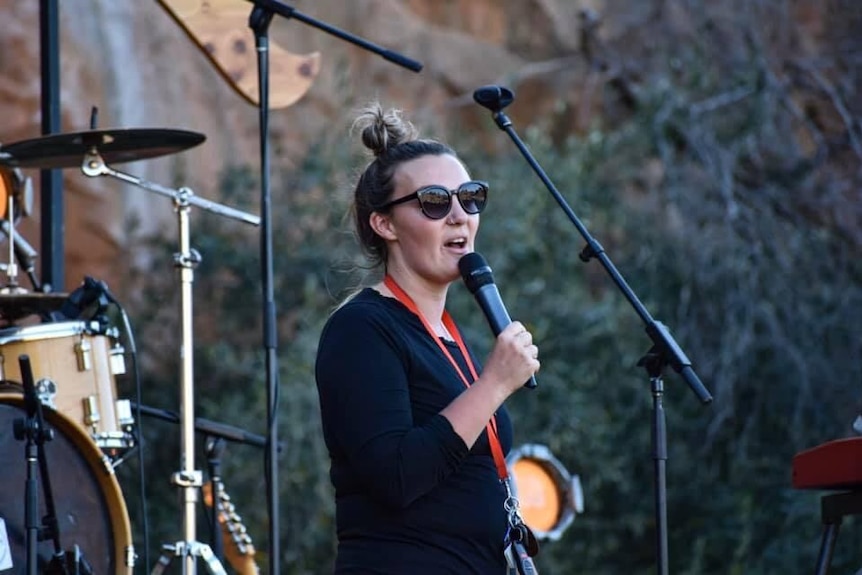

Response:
(0, 0), (857, 296)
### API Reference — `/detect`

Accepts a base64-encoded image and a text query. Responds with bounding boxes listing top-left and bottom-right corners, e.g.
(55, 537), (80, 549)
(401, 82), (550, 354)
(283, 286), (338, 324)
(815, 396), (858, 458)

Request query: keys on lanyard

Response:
(502, 479), (540, 573)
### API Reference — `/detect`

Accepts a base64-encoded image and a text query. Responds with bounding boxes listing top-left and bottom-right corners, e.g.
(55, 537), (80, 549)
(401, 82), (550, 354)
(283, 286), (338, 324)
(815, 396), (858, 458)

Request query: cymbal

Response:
(0, 291), (67, 322)
(0, 128), (206, 169)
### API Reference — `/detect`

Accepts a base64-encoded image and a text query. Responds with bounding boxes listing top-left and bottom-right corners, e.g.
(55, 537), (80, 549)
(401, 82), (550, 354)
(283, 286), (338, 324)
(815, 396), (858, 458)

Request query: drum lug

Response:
(83, 395), (101, 430)
(115, 399), (134, 427)
(109, 344), (126, 375)
(74, 338), (92, 372)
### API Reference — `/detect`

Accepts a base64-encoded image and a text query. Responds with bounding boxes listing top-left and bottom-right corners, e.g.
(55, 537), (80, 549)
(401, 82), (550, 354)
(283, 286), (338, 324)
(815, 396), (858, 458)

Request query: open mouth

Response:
(445, 238), (468, 249)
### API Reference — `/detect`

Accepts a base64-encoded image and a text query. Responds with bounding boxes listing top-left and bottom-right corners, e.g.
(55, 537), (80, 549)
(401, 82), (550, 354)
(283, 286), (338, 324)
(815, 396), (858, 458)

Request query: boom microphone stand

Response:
(472, 85), (713, 575)
(242, 3), (421, 573)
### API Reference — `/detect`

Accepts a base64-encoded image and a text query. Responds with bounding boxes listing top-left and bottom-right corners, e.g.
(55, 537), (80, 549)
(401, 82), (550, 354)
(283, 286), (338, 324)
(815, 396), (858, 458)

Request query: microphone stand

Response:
(242, 3), (421, 573)
(13, 355), (92, 575)
(473, 86), (713, 575)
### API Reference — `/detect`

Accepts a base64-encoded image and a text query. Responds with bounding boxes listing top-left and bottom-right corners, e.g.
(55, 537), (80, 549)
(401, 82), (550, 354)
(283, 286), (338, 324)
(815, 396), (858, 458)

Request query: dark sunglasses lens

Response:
(417, 187), (452, 219)
(457, 182), (487, 214)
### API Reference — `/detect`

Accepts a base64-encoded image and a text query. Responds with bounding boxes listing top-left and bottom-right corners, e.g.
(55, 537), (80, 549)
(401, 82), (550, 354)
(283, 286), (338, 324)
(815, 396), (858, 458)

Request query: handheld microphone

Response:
(458, 252), (538, 389)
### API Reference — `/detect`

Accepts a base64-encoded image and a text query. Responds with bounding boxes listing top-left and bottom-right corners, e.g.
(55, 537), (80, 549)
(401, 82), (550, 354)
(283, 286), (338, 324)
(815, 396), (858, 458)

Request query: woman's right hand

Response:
(480, 321), (540, 398)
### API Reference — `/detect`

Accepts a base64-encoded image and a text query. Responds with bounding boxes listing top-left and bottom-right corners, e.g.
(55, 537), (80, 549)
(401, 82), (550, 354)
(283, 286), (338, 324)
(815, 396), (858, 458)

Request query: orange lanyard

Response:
(383, 275), (509, 481)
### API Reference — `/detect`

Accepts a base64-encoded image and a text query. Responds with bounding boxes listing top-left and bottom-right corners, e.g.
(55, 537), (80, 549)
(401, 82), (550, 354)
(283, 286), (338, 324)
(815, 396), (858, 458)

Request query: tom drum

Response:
(0, 320), (134, 455)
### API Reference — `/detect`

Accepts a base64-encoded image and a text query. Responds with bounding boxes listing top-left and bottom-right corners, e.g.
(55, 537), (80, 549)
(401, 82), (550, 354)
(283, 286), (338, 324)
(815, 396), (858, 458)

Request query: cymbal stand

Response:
(82, 150), (260, 575)
(0, 195), (26, 295)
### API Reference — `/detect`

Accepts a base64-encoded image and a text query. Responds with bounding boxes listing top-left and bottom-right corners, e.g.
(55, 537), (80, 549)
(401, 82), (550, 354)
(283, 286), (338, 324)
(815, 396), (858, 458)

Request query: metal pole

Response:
(38, 0), (64, 292)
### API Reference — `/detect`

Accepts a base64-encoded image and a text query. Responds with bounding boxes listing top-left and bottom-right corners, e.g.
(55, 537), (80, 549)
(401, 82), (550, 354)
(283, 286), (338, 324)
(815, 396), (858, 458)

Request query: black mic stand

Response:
(473, 85), (713, 575)
(13, 355), (93, 575)
(242, 3), (421, 573)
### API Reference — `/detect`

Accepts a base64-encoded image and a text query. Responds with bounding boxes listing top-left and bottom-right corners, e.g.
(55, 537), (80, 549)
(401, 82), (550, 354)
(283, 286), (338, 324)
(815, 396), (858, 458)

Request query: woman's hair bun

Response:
(353, 102), (419, 157)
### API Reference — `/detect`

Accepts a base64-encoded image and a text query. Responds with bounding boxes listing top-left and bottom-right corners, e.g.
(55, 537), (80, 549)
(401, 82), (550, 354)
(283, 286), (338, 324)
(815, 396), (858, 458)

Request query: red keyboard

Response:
(793, 437), (862, 490)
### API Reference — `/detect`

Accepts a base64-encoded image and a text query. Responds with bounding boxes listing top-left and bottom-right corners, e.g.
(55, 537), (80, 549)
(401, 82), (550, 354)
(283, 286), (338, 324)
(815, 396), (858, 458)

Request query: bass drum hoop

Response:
(0, 391), (134, 574)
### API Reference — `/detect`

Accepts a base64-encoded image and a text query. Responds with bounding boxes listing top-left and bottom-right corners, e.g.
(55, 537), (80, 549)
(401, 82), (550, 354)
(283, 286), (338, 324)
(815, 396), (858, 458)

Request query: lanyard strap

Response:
(383, 275), (509, 481)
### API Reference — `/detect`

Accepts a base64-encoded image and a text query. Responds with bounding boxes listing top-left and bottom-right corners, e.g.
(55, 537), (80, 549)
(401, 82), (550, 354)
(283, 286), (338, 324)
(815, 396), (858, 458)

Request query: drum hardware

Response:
(1, 191), (26, 295)
(12, 354), (95, 575)
(0, 164), (33, 220)
(0, 319), (137, 457)
(0, 127), (206, 169)
(0, 292), (68, 324)
(35, 378), (58, 409)
(0, 164), (39, 292)
(130, 401), (272, 451)
(75, 336), (93, 370)
(1, 388), (136, 574)
(74, 134), (258, 575)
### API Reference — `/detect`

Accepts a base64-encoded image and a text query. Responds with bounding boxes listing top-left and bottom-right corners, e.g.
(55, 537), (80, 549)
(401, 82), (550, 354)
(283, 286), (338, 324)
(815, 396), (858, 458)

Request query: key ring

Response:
(503, 478), (526, 529)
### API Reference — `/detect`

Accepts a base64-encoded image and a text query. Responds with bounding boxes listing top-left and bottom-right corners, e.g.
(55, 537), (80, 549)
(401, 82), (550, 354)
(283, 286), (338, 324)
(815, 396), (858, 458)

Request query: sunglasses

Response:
(378, 180), (489, 220)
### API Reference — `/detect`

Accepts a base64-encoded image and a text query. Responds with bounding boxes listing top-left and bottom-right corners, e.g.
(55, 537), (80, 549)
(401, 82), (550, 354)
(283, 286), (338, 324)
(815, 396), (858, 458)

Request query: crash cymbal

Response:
(0, 128), (206, 169)
(0, 291), (67, 322)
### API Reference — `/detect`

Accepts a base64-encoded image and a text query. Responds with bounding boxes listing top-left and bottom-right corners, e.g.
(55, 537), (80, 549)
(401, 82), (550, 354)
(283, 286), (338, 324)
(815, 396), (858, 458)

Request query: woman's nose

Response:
(447, 196), (469, 223)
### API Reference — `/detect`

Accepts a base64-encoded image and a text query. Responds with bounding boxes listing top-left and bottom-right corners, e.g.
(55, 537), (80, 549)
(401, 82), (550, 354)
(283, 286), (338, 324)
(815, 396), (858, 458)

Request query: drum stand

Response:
(82, 150), (260, 575)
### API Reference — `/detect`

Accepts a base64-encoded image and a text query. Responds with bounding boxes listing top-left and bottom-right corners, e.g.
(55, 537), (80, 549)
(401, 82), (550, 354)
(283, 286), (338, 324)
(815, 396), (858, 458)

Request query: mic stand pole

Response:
(13, 355), (83, 575)
(244, 3), (421, 573)
(247, 10), (281, 575)
(14, 355), (47, 575)
(474, 86), (713, 575)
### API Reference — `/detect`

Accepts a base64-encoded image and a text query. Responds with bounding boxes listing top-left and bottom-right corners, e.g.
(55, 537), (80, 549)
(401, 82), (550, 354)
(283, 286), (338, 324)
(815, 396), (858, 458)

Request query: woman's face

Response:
(374, 153), (479, 288)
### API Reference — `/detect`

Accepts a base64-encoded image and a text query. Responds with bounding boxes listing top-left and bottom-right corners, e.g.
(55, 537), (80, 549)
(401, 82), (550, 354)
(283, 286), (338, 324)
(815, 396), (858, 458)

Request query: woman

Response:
(315, 104), (540, 574)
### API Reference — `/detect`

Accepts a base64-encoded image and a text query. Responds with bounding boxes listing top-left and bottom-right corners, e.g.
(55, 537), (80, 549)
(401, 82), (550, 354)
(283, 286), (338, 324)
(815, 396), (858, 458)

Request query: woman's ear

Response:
(369, 211), (397, 241)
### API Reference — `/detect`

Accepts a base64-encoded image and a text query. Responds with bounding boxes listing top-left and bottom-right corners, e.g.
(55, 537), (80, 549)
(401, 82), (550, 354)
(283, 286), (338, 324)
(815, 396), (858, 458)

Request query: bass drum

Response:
(0, 391), (134, 574)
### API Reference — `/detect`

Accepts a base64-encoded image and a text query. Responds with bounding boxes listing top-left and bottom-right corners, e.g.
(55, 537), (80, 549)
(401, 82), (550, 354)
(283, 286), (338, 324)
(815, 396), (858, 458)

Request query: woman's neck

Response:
(378, 269), (450, 336)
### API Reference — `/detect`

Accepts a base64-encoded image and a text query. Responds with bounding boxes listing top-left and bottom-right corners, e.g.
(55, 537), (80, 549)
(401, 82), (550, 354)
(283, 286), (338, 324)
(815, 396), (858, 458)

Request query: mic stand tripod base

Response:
(151, 541), (227, 575)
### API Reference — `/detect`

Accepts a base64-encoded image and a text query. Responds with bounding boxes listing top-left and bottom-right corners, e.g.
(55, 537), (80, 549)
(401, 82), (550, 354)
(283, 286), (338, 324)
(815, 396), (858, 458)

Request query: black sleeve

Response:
(316, 301), (469, 509)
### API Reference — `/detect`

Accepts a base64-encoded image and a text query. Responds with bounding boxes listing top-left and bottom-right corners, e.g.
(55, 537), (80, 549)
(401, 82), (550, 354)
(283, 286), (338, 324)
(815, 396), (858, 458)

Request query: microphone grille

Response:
(458, 252), (495, 293)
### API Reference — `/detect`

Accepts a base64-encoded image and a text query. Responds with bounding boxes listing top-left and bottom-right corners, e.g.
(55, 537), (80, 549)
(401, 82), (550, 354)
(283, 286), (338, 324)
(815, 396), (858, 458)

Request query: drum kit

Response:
(0, 122), (261, 574)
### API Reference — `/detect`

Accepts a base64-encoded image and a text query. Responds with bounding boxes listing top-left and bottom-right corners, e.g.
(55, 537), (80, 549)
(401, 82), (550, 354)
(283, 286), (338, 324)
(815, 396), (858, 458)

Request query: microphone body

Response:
(459, 253), (537, 389)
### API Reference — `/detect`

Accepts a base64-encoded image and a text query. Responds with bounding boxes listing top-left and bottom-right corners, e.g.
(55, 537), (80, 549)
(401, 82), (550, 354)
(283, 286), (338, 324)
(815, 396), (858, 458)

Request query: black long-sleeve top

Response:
(315, 288), (513, 574)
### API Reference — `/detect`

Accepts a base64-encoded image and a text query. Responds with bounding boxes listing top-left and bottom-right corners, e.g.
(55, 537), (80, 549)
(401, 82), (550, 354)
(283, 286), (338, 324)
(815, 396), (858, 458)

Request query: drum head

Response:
(0, 392), (132, 574)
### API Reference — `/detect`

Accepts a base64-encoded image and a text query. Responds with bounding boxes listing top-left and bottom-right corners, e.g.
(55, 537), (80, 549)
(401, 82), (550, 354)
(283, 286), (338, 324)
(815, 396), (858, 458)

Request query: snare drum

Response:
(0, 391), (135, 573)
(0, 321), (134, 454)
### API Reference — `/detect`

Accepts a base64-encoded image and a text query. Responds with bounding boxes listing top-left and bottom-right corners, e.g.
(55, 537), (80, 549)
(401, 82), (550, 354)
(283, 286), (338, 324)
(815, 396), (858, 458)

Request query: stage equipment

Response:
(507, 444), (583, 541)
(473, 84), (712, 575)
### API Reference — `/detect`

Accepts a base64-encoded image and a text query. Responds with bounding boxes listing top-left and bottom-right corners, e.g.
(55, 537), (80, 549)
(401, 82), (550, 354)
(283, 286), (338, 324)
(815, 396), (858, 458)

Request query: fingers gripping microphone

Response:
(459, 252), (538, 389)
